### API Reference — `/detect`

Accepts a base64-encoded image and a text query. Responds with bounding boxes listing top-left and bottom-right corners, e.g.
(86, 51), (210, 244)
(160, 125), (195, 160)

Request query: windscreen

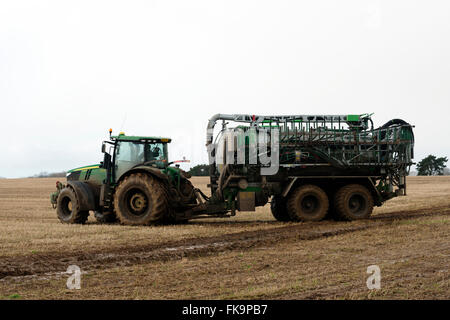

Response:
(115, 141), (168, 180)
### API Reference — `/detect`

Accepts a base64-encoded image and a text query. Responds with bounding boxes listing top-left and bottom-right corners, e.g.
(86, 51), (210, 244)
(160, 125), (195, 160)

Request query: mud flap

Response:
(67, 181), (96, 211)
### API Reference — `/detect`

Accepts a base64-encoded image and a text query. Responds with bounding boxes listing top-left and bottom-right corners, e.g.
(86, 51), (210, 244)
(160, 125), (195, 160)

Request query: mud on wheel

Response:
(287, 184), (329, 222)
(334, 184), (374, 220)
(114, 173), (170, 225)
(56, 187), (89, 224)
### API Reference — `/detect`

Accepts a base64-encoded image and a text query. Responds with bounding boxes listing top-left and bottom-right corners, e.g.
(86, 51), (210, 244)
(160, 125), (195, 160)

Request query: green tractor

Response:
(50, 131), (208, 225)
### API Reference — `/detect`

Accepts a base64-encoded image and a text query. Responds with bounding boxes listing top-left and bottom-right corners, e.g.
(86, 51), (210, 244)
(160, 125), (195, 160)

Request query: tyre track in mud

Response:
(1, 205), (449, 281)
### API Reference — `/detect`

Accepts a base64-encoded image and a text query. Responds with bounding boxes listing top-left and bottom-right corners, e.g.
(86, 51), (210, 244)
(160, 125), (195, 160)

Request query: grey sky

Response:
(1, 0), (449, 178)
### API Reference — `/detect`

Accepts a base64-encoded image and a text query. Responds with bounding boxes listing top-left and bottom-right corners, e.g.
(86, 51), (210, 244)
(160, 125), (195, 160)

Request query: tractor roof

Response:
(112, 133), (171, 143)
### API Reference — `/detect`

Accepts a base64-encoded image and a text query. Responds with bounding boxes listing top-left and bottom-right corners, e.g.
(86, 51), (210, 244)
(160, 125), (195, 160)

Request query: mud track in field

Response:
(1, 206), (449, 281)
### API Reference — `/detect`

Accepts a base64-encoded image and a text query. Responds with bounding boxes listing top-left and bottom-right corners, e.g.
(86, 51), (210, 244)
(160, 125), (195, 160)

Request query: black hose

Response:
(216, 164), (230, 200)
(378, 118), (415, 160)
(378, 118), (414, 142)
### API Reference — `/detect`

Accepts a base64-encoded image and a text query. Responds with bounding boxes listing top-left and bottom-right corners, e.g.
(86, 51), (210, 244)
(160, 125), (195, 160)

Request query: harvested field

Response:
(0, 176), (449, 299)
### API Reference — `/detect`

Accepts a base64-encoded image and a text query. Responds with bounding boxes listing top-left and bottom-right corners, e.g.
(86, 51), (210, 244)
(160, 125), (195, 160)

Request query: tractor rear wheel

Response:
(287, 185), (329, 222)
(334, 184), (374, 220)
(56, 187), (89, 224)
(270, 196), (291, 222)
(114, 173), (170, 225)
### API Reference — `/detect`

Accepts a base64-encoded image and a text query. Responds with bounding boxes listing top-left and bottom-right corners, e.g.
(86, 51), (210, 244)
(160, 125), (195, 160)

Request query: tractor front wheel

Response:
(114, 173), (170, 225)
(56, 187), (89, 224)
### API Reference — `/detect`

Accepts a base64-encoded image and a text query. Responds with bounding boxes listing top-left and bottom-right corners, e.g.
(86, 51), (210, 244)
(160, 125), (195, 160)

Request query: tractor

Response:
(50, 131), (213, 225)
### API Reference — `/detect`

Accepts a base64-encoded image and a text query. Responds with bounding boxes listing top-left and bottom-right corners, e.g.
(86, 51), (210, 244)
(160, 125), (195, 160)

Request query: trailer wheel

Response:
(287, 185), (329, 222)
(56, 187), (89, 224)
(334, 184), (374, 220)
(114, 173), (169, 225)
(270, 196), (291, 222)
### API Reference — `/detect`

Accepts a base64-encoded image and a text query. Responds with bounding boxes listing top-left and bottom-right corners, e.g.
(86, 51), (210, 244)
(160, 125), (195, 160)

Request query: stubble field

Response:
(0, 176), (449, 299)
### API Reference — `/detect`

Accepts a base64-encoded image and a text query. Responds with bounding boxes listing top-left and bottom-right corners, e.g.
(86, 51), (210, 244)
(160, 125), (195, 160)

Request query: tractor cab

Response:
(101, 132), (171, 183)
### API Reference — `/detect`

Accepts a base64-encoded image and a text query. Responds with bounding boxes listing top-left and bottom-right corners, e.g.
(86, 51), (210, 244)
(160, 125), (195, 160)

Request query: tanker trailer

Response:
(205, 113), (414, 221)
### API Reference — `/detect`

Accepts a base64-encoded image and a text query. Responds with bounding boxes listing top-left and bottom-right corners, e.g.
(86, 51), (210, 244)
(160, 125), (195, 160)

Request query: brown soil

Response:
(0, 176), (449, 299)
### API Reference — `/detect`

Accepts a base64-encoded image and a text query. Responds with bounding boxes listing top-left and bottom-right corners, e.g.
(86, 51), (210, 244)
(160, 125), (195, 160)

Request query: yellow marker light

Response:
(161, 138), (169, 142)
(109, 128), (112, 133)
(119, 132), (125, 135)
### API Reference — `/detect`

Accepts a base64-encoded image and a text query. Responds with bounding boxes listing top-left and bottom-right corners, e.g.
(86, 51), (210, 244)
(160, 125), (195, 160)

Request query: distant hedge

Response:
(188, 164), (209, 176)
(30, 171), (67, 178)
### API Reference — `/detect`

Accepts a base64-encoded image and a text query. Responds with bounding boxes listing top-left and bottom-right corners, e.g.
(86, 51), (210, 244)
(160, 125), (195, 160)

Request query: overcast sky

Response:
(1, 0), (449, 178)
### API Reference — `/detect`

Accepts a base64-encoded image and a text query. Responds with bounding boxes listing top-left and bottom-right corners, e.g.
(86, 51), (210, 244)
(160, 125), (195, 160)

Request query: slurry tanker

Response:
(51, 113), (414, 224)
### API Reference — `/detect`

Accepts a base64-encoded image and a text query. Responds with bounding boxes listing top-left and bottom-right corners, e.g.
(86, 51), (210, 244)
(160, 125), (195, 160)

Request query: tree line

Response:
(30, 171), (67, 178)
(416, 155), (448, 176)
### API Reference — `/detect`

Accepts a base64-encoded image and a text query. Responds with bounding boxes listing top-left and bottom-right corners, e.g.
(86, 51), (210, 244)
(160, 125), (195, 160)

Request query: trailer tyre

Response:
(270, 196), (291, 222)
(287, 185), (329, 222)
(56, 187), (89, 224)
(334, 184), (374, 220)
(114, 173), (169, 225)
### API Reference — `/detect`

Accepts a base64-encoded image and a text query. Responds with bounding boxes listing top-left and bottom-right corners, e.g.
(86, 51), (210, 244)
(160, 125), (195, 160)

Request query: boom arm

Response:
(206, 113), (372, 146)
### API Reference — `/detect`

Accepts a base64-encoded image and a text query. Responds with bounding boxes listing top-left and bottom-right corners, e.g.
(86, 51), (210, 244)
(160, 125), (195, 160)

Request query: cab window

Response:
(145, 143), (166, 162)
(115, 142), (145, 180)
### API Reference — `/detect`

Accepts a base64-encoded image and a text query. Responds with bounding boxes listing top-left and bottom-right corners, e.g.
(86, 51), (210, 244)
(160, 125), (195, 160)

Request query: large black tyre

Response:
(287, 185), (329, 222)
(94, 211), (118, 223)
(56, 187), (89, 224)
(270, 196), (291, 222)
(114, 173), (170, 225)
(334, 184), (374, 221)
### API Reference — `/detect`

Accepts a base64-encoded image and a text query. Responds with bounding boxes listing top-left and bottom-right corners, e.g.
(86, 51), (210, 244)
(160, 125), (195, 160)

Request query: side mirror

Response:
(101, 143), (106, 153)
(103, 152), (111, 169)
